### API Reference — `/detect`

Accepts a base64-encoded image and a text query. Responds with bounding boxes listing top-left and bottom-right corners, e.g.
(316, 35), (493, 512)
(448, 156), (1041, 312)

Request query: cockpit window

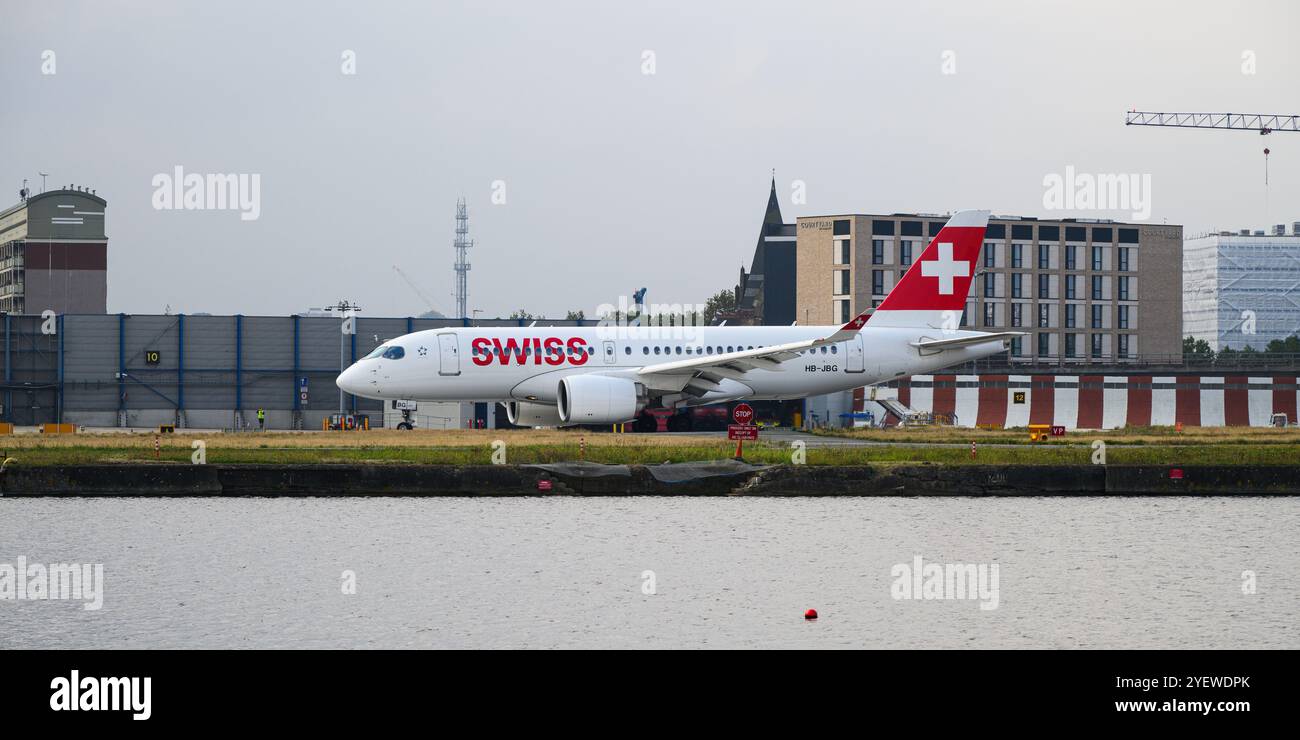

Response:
(382, 346), (405, 360)
(363, 345), (388, 360)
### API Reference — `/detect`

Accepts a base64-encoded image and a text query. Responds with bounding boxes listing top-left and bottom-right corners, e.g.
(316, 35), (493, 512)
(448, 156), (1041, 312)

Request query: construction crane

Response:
(392, 265), (445, 317)
(1124, 111), (1299, 135)
(1125, 110), (1299, 210)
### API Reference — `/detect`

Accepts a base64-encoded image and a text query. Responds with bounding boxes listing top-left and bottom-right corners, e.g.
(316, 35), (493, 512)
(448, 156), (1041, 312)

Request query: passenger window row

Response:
(623, 344), (839, 357)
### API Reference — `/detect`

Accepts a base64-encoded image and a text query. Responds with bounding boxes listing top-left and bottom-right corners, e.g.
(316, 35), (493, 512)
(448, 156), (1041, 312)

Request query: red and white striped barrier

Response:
(888, 374), (1299, 429)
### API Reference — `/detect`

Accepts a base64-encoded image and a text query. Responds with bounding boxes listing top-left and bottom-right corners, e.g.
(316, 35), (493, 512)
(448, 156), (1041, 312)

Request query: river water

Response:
(1, 496), (1296, 649)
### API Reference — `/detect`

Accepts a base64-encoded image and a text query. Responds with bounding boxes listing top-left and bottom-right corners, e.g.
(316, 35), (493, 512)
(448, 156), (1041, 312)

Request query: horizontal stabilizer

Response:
(910, 332), (1025, 351)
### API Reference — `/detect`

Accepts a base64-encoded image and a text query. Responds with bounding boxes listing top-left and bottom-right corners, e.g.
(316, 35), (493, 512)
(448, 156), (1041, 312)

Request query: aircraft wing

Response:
(633, 313), (874, 394)
(637, 338), (817, 379)
(632, 338), (814, 396)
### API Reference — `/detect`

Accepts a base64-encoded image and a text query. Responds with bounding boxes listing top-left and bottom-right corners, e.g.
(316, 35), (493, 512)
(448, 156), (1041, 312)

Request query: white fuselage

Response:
(336, 324), (1008, 407)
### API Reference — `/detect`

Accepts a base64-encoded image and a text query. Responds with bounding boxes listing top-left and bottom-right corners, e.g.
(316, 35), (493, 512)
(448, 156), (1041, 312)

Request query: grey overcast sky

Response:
(2, 0), (1297, 318)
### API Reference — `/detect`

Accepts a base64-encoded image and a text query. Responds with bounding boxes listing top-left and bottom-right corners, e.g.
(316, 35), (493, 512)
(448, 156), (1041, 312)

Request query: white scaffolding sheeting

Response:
(1183, 234), (1300, 350)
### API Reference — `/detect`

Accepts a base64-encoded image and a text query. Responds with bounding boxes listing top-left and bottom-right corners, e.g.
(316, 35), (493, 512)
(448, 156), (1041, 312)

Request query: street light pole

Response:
(325, 300), (360, 414)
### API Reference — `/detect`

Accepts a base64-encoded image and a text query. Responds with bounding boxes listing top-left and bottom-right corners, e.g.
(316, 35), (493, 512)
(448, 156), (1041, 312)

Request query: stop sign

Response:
(732, 403), (754, 425)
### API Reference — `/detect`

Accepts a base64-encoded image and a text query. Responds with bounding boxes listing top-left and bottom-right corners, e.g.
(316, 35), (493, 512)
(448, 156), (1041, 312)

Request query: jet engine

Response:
(505, 401), (565, 427)
(557, 375), (646, 425)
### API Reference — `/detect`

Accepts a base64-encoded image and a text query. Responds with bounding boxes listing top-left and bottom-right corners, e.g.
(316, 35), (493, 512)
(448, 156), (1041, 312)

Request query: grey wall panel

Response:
(122, 315), (180, 370)
(183, 315), (237, 370)
(182, 373), (237, 410)
(120, 384), (176, 410)
(62, 381), (118, 411)
(119, 315), (183, 410)
(358, 318), (412, 350)
(241, 316), (293, 369)
(411, 318), (455, 332)
(179, 315), (237, 410)
(297, 317), (349, 371)
(4, 315), (60, 425)
(294, 317), (357, 413)
(238, 316), (295, 412)
(61, 314), (120, 413)
(183, 410), (230, 429)
(5, 316), (58, 383)
(241, 371), (293, 409)
(64, 411), (118, 427)
(120, 409), (175, 428)
(63, 315), (119, 381)
(302, 410), (331, 430)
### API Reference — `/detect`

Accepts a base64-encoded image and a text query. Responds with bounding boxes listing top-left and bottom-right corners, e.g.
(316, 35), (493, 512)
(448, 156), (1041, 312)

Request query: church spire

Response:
(762, 170), (783, 233)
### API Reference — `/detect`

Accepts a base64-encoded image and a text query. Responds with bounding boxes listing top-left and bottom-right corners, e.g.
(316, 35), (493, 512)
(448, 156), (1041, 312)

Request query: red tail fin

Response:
(865, 209), (989, 329)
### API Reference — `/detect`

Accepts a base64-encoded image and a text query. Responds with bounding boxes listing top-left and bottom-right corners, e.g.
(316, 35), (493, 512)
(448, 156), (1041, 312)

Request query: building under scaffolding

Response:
(1184, 226), (1300, 351)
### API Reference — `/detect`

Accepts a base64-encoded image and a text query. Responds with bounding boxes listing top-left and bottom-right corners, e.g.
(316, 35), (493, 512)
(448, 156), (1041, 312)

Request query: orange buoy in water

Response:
(804, 608), (818, 620)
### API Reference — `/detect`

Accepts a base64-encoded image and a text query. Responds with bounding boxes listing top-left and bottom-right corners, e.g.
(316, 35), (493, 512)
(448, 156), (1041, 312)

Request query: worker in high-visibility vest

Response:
(257, 407), (265, 431)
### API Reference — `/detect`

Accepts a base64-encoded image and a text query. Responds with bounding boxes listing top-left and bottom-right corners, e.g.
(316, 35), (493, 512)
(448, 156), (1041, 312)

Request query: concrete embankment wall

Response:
(2, 464), (1298, 496)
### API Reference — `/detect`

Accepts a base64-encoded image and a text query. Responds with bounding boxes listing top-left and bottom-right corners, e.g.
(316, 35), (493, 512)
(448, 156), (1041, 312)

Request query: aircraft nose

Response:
(336, 364), (362, 395)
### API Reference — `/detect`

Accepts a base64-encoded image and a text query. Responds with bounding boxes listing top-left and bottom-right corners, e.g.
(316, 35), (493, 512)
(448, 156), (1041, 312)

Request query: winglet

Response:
(838, 309), (872, 333)
(819, 308), (874, 344)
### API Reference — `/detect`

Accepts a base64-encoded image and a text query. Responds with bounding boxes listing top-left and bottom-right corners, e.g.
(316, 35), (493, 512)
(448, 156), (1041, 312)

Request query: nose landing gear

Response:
(392, 399), (417, 430)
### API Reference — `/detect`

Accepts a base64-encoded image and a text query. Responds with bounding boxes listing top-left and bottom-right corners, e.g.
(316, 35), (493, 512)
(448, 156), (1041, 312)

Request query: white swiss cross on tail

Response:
(920, 242), (970, 295)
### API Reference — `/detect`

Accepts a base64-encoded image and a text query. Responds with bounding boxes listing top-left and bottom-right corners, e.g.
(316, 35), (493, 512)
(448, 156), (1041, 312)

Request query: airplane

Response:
(336, 209), (1022, 426)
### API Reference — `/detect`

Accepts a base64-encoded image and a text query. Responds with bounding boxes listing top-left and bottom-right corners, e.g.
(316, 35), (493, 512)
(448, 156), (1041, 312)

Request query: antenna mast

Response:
(453, 198), (473, 319)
